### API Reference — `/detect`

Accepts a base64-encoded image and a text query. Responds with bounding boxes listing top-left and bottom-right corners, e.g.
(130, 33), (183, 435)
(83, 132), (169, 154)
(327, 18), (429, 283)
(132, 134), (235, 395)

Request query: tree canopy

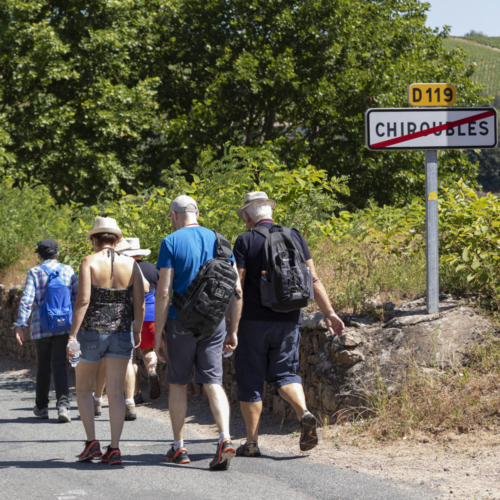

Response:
(0, 0), (487, 207)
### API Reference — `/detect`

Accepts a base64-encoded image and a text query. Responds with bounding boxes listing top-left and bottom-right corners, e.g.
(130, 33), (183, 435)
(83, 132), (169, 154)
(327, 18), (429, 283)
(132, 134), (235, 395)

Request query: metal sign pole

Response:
(425, 149), (439, 314)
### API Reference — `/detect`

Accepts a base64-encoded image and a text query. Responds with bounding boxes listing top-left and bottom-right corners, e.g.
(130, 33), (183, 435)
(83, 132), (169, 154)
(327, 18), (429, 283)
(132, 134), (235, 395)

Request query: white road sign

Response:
(366, 107), (497, 151)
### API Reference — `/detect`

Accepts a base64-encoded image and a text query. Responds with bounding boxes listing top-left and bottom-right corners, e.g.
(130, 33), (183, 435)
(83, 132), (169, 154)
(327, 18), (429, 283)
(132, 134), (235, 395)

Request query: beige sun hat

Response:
(121, 238), (151, 257)
(86, 216), (123, 240)
(115, 238), (132, 253)
(237, 191), (276, 220)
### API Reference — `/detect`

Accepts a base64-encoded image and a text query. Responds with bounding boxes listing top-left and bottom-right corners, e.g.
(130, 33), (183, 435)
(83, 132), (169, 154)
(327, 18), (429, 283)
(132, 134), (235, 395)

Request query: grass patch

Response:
(311, 238), (476, 316)
(332, 332), (500, 440)
(312, 238), (426, 315)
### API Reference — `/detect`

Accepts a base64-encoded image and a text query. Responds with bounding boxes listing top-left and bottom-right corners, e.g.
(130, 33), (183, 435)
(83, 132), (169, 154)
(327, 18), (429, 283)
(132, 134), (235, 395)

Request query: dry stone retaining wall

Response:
(1, 285), (495, 422)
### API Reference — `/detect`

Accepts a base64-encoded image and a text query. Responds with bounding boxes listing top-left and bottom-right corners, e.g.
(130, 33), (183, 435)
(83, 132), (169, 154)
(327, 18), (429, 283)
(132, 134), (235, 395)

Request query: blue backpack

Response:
(38, 264), (73, 333)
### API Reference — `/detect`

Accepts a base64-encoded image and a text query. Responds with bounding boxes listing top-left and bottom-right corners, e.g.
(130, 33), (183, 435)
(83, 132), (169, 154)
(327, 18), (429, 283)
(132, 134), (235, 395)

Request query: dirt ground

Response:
(2, 355), (499, 500)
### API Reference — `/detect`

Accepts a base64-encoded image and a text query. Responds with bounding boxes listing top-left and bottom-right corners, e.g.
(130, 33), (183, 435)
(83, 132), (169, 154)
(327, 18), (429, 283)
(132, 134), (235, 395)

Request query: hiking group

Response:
(14, 191), (344, 469)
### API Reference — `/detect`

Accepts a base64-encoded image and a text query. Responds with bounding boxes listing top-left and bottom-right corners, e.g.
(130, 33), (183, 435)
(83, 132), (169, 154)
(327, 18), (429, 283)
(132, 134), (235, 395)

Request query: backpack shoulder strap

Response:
(251, 225), (270, 238)
(38, 264), (55, 277)
(213, 231), (233, 260)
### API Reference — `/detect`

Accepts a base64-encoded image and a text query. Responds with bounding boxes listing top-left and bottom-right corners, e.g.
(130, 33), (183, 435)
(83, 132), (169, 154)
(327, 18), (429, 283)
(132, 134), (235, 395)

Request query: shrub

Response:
(0, 180), (74, 269)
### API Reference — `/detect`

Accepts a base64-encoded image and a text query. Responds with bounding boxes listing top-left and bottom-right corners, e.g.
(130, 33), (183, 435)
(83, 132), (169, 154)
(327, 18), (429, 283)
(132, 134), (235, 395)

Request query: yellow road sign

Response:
(408, 83), (456, 107)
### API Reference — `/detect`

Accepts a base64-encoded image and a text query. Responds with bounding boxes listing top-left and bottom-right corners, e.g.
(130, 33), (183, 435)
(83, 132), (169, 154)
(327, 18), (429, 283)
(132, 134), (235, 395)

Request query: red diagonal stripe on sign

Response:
(370, 109), (495, 148)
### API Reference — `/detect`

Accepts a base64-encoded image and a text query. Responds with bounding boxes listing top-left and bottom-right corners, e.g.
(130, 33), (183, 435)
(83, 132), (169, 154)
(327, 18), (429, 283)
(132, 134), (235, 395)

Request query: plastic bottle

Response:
(68, 339), (81, 367)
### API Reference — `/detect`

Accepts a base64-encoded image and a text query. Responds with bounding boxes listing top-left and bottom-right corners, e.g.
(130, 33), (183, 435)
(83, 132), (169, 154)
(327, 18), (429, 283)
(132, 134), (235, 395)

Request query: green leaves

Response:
(0, 0), (486, 209)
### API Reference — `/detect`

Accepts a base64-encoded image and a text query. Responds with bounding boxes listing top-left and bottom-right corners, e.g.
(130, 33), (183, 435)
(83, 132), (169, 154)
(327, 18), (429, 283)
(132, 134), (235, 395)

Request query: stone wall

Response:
(2, 285), (492, 423)
(0, 285), (354, 421)
(0, 285), (37, 363)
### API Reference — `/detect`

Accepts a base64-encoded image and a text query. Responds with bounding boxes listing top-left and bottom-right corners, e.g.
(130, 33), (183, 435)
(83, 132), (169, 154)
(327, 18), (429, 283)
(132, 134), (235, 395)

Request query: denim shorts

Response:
(235, 320), (302, 402)
(77, 330), (134, 364)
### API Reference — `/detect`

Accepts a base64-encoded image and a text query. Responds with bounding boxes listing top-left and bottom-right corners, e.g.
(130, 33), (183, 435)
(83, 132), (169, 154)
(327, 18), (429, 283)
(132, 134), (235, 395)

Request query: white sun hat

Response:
(86, 216), (123, 241)
(121, 238), (151, 257)
(237, 191), (276, 220)
(115, 238), (132, 253)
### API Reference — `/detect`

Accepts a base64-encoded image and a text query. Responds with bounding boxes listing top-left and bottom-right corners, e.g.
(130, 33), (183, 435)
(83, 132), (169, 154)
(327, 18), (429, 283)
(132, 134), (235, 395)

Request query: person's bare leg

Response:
(142, 348), (157, 374)
(169, 384), (188, 441)
(76, 362), (100, 441)
(240, 401), (263, 443)
(124, 360), (135, 401)
(204, 384), (230, 435)
(278, 383), (307, 420)
(94, 361), (106, 398)
(104, 357), (129, 448)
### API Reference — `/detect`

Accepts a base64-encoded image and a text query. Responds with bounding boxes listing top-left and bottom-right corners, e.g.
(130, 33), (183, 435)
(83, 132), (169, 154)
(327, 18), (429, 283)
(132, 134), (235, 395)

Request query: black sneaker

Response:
(210, 439), (236, 470)
(134, 392), (144, 405)
(299, 411), (319, 451)
(236, 441), (261, 457)
(165, 446), (191, 464)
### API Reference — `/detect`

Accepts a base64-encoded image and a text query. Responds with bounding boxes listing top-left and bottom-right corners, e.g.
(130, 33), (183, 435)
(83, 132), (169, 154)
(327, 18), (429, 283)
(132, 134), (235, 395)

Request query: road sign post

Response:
(425, 150), (439, 314)
(366, 103), (498, 314)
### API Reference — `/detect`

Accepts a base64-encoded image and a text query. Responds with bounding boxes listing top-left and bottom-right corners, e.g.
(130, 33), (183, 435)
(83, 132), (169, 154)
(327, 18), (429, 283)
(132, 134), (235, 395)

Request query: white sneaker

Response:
(58, 407), (71, 423)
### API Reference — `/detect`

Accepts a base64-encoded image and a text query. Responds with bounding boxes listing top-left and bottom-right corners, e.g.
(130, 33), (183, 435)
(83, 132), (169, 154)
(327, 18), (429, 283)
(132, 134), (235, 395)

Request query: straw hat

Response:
(237, 191), (276, 220)
(86, 216), (123, 240)
(121, 238), (151, 257)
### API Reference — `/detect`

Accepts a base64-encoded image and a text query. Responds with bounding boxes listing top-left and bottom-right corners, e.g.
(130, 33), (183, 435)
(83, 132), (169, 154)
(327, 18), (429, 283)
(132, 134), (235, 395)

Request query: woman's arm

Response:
(132, 261), (145, 345)
(68, 258), (92, 340)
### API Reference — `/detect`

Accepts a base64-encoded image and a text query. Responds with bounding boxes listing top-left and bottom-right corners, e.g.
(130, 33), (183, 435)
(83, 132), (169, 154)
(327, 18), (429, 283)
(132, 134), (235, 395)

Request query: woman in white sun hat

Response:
(121, 238), (162, 403)
(67, 217), (145, 465)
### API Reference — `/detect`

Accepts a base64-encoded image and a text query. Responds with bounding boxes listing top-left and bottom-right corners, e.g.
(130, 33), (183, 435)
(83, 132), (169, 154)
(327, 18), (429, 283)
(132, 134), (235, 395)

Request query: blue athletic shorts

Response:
(77, 330), (134, 364)
(235, 320), (302, 403)
(165, 319), (226, 385)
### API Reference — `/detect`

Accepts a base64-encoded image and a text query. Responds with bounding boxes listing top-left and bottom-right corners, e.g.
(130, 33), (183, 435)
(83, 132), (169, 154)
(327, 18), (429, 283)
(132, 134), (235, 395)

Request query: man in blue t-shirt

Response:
(233, 191), (344, 457)
(154, 195), (242, 471)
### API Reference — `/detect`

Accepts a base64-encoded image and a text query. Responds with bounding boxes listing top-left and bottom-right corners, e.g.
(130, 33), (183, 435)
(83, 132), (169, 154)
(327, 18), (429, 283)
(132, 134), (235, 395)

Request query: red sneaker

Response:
(78, 440), (102, 462)
(101, 446), (122, 465)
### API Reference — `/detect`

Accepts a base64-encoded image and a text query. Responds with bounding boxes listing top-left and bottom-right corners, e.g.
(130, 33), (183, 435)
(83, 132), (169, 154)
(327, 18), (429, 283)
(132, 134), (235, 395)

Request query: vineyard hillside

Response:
(463, 33), (500, 50)
(443, 38), (500, 99)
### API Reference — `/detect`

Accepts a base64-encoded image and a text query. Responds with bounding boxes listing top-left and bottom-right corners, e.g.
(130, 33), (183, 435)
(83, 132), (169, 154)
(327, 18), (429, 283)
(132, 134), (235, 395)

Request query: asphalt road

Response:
(0, 371), (435, 500)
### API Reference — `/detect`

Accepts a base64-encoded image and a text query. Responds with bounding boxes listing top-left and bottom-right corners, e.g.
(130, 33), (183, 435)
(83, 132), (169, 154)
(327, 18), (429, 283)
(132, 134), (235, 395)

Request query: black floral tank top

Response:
(81, 285), (133, 334)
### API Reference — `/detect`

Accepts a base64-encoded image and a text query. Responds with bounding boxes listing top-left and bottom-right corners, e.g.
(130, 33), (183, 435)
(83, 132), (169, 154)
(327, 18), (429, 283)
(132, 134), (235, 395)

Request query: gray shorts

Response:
(77, 330), (134, 364)
(165, 319), (226, 385)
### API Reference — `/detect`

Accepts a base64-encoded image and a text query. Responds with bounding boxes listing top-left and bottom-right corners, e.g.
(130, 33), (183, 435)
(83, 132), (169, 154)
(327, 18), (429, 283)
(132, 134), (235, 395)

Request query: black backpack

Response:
(173, 231), (238, 336)
(252, 224), (314, 313)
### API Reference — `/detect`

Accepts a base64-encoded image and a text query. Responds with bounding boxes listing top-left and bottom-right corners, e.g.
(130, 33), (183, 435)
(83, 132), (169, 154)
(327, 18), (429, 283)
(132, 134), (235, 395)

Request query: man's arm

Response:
(223, 264), (243, 355)
(154, 268), (174, 363)
(15, 271), (36, 346)
(307, 258), (344, 338)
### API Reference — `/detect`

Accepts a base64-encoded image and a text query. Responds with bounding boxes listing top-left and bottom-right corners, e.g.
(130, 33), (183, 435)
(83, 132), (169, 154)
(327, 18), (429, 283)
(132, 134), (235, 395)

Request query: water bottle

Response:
(69, 339), (80, 367)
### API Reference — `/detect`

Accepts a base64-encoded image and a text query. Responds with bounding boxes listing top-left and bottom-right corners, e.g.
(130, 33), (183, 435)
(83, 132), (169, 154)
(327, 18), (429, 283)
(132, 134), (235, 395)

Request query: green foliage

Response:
(324, 180), (500, 304)
(60, 146), (349, 268)
(0, 0), (485, 209)
(0, 180), (74, 268)
(469, 144), (500, 194)
(161, 0), (484, 209)
(440, 182), (500, 302)
(0, 0), (164, 204)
